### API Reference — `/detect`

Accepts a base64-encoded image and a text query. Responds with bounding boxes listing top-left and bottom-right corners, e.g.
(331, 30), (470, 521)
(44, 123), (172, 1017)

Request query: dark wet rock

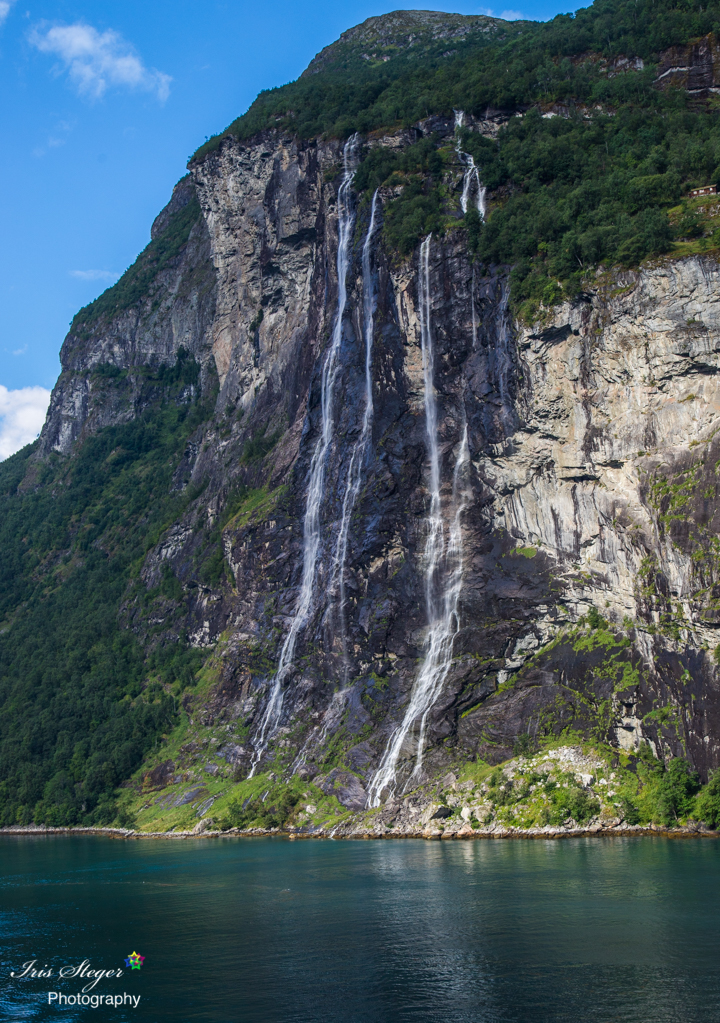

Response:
(345, 743), (373, 776)
(317, 769), (368, 811)
(142, 760), (176, 791)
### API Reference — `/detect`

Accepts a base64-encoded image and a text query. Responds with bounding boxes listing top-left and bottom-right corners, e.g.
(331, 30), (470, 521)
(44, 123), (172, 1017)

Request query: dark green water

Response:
(0, 835), (718, 1022)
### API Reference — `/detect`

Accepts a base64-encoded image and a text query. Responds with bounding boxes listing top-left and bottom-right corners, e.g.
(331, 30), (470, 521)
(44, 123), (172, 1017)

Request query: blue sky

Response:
(0, 0), (579, 455)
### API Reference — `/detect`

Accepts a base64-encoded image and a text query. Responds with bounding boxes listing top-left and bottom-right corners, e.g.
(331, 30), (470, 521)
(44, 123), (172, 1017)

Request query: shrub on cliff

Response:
(626, 756), (701, 825)
(693, 769), (720, 828)
(545, 779), (601, 826)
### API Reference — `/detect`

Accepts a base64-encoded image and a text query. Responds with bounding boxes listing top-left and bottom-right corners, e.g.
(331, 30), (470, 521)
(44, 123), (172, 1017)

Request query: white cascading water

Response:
(454, 110), (486, 220)
(248, 135), (358, 777)
(293, 190), (381, 774)
(331, 188), (380, 645)
(367, 235), (470, 806)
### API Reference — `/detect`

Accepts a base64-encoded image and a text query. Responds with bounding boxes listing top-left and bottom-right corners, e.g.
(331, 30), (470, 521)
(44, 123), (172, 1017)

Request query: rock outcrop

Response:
(655, 32), (720, 96)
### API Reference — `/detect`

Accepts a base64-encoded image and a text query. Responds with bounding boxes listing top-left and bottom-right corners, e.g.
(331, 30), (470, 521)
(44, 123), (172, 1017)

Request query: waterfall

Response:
(454, 111), (486, 220)
(330, 189), (380, 650)
(367, 236), (470, 807)
(293, 191), (380, 775)
(248, 135), (358, 778)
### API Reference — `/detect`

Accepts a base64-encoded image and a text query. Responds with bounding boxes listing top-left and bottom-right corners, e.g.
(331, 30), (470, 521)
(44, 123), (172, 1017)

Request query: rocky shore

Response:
(1, 821), (717, 841)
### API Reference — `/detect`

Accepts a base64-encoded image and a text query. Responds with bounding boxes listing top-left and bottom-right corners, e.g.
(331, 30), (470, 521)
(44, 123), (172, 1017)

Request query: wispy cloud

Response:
(0, 1), (15, 28)
(477, 5), (524, 17)
(0, 385), (51, 461)
(12, 345), (27, 356)
(29, 22), (171, 102)
(70, 269), (120, 283)
(33, 119), (73, 159)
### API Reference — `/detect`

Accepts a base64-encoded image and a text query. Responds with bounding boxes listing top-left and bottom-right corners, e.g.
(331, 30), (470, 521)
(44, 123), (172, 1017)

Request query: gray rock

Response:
(195, 797), (216, 818)
(174, 786), (208, 807)
(317, 769), (368, 811)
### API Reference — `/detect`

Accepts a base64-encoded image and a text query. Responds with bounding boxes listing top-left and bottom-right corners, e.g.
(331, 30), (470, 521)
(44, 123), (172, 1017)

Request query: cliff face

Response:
(34, 117), (720, 813)
(40, 176), (217, 456)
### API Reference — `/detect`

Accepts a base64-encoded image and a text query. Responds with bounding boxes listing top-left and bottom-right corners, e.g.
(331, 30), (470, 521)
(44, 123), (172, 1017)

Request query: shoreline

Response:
(1, 822), (718, 841)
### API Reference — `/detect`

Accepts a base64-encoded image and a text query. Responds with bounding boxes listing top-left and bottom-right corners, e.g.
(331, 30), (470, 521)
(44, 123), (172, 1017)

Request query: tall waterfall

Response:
(367, 235), (470, 806)
(292, 191), (381, 773)
(330, 189), (380, 639)
(248, 135), (358, 777)
(454, 111), (486, 220)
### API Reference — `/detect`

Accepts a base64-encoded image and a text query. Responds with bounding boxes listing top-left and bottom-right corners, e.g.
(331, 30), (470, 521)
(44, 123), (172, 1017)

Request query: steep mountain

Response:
(5, 2), (720, 834)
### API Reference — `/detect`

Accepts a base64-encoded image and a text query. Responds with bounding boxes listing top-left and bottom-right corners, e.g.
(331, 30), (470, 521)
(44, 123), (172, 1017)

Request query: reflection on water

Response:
(0, 835), (718, 1022)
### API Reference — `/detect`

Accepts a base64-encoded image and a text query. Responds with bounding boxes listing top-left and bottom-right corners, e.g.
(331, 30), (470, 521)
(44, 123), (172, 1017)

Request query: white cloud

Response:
(0, 385), (51, 461)
(476, 6), (495, 14)
(0, 1), (15, 27)
(500, 9), (524, 19)
(70, 269), (120, 283)
(29, 22), (171, 102)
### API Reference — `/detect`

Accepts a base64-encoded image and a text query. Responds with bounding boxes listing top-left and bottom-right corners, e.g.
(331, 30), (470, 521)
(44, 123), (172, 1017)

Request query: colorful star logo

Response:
(124, 952), (145, 970)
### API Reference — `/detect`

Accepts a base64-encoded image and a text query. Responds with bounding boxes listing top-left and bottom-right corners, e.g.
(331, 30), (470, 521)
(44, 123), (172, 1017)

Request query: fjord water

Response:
(1, 837), (719, 1023)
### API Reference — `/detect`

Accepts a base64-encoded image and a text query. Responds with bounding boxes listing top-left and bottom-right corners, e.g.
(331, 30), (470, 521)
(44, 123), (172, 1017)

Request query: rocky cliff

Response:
(31, 111), (720, 818)
(9, 5), (720, 833)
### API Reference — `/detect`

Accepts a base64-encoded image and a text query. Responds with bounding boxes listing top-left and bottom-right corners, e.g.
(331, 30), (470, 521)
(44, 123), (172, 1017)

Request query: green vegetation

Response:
(510, 546), (537, 558)
(694, 768), (720, 826)
(219, 782), (302, 830)
(192, 0), (720, 153)
(0, 353), (213, 827)
(368, 94), (720, 313)
(544, 779), (601, 825)
(479, 761), (602, 827)
(455, 742), (720, 830)
(354, 136), (448, 255)
(462, 104), (685, 315)
(618, 751), (701, 825)
(241, 426), (282, 464)
(191, 0), (720, 313)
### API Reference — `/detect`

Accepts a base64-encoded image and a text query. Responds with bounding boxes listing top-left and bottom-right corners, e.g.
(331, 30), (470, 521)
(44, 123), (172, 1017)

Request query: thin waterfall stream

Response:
(454, 110), (486, 220)
(248, 135), (358, 777)
(293, 191), (380, 773)
(331, 188), (380, 662)
(367, 235), (470, 806)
